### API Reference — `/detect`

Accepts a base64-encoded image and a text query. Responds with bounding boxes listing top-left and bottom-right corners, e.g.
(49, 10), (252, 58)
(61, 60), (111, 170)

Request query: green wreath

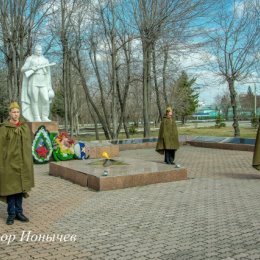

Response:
(32, 126), (53, 164)
(52, 132), (75, 161)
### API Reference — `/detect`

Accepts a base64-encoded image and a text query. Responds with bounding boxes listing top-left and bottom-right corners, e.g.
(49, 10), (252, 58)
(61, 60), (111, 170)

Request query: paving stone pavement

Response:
(1, 145), (260, 260)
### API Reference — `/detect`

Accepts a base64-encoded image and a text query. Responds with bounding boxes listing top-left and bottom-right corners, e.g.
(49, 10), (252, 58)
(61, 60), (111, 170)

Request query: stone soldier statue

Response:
(21, 45), (55, 122)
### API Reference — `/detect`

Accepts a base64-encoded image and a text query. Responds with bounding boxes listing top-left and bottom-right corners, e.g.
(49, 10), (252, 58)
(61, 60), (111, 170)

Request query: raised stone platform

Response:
(49, 158), (187, 191)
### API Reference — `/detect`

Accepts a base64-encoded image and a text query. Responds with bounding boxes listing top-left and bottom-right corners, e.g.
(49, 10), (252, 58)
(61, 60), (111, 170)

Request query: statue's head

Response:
(34, 45), (42, 56)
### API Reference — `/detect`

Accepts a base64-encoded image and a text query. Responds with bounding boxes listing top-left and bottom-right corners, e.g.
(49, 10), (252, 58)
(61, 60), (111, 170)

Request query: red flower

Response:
(56, 132), (75, 145)
(57, 132), (68, 142)
(36, 144), (49, 158)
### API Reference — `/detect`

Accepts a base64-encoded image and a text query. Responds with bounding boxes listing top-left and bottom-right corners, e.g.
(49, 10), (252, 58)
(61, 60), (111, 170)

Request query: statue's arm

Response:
(21, 57), (33, 72)
(46, 67), (53, 91)
(45, 59), (53, 90)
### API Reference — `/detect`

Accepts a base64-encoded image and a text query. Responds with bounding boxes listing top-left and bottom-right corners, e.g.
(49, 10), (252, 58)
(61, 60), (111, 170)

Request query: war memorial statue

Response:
(21, 45), (55, 122)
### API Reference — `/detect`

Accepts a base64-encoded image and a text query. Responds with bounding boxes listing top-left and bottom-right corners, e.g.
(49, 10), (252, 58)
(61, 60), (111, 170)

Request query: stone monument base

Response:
(49, 158), (187, 191)
(27, 121), (59, 139)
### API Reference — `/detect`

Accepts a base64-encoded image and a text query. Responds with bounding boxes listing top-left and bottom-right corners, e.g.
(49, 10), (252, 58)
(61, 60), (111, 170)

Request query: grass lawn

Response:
(178, 126), (258, 138)
(75, 125), (258, 142)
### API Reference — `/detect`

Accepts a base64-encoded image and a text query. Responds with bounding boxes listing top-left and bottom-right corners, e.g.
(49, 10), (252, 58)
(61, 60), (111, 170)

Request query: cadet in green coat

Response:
(252, 121), (260, 170)
(0, 102), (34, 225)
(156, 107), (180, 164)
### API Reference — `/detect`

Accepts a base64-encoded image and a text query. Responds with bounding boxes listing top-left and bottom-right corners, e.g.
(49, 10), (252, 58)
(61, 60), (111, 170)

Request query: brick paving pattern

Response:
(1, 145), (260, 260)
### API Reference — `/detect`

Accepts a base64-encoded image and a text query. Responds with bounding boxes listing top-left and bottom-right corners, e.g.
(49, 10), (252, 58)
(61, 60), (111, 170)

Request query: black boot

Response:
(6, 215), (15, 225)
(164, 151), (167, 163)
(165, 150), (171, 164)
(169, 150), (176, 164)
(15, 213), (29, 222)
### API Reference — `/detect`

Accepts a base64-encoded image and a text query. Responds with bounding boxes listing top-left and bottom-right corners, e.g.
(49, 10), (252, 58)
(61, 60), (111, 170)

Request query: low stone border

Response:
(83, 135), (255, 154)
(187, 140), (254, 151)
(110, 136), (191, 151)
(187, 136), (255, 152)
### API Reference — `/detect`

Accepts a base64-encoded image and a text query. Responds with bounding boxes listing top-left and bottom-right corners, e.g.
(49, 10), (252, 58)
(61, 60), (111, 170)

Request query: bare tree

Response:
(152, 43), (163, 120)
(88, 34), (113, 138)
(116, 32), (133, 138)
(50, 0), (95, 135)
(67, 0), (136, 139)
(206, 0), (260, 136)
(152, 40), (182, 122)
(0, 0), (54, 102)
(130, 0), (214, 137)
(49, 0), (80, 132)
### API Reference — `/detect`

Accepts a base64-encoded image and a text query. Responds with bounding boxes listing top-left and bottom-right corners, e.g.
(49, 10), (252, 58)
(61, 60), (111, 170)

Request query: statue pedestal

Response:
(27, 121), (59, 139)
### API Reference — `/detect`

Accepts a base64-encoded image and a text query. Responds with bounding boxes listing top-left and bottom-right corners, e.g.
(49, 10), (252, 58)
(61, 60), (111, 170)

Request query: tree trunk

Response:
(228, 79), (240, 137)
(61, 0), (69, 132)
(111, 29), (118, 139)
(116, 39), (131, 138)
(73, 49), (111, 139)
(162, 46), (169, 107)
(181, 116), (185, 125)
(68, 57), (75, 137)
(94, 121), (100, 140)
(89, 45), (112, 138)
(86, 98), (100, 140)
(62, 48), (69, 132)
(75, 113), (79, 136)
(0, 0), (47, 103)
(152, 44), (162, 121)
(142, 41), (152, 137)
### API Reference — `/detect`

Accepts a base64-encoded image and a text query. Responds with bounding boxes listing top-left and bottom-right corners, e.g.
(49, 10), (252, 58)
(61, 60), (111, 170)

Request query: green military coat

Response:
(156, 116), (180, 154)
(252, 125), (260, 170)
(0, 121), (34, 201)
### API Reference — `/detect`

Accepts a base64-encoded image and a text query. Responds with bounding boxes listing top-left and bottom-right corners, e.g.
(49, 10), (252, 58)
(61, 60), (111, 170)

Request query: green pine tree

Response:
(173, 71), (198, 124)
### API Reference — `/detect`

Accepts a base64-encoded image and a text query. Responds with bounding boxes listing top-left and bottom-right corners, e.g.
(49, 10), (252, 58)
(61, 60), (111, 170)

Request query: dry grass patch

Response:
(178, 126), (257, 138)
(75, 125), (258, 141)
